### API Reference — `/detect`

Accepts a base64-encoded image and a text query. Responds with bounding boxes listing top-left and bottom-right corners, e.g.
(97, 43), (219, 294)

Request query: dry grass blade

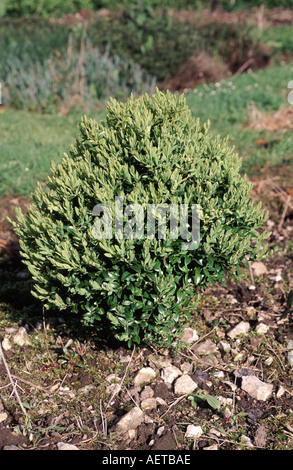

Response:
(0, 342), (30, 422)
(248, 104), (293, 132)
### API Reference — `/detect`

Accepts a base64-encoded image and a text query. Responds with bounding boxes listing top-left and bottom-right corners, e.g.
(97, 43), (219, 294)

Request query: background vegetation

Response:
(0, 0), (292, 451)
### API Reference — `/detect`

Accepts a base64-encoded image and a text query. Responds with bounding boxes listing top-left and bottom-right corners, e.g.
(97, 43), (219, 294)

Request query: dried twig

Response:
(106, 346), (136, 409)
(278, 195), (291, 231)
(0, 342), (29, 420)
(100, 400), (107, 437)
(159, 394), (187, 419)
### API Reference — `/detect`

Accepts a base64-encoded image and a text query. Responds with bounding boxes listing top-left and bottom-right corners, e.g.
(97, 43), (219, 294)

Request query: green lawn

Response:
(0, 108), (106, 197)
(185, 62), (293, 176)
(0, 62), (292, 198)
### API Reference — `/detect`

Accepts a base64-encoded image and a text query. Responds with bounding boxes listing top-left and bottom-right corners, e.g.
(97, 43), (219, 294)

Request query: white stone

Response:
(264, 356), (273, 366)
(241, 435), (254, 448)
(12, 327), (30, 347)
(227, 321), (250, 339)
(141, 398), (157, 411)
(276, 386), (286, 398)
(156, 397), (167, 407)
(241, 376), (273, 401)
(116, 406), (145, 434)
(174, 375), (197, 395)
(180, 362), (193, 374)
(219, 341), (231, 354)
(185, 425), (203, 440)
(2, 337), (12, 351)
(255, 323), (269, 335)
(125, 429), (137, 441)
(2, 445), (21, 451)
(157, 426), (165, 436)
(0, 412), (8, 423)
(140, 385), (154, 400)
(161, 365), (182, 384)
(181, 328), (199, 344)
(134, 367), (156, 386)
(251, 262), (268, 276)
(57, 442), (79, 450)
(192, 339), (218, 355)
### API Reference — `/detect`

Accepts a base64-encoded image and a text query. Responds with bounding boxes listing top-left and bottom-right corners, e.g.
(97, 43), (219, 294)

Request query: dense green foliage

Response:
(12, 90), (269, 346)
(2, 0), (293, 17)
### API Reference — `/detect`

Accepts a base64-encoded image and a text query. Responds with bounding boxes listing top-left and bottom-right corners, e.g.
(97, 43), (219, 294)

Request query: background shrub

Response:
(12, 90), (269, 346)
(0, 27), (156, 112)
(2, 0), (293, 17)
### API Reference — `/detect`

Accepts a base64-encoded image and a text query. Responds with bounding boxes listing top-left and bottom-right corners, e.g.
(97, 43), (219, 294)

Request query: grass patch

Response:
(0, 108), (106, 196)
(185, 62), (293, 176)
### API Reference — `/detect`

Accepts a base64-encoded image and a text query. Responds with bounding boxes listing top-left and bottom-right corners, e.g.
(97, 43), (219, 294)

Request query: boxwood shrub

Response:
(12, 90), (269, 346)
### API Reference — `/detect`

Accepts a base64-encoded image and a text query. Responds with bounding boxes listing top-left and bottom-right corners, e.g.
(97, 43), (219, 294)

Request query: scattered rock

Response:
(115, 407), (145, 434)
(254, 425), (268, 448)
(185, 425), (203, 440)
(57, 442), (79, 450)
(1, 337), (12, 351)
(140, 386), (154, 400)
(191, 339), (218, 355)
(2, 445), (21, 451)
(134, 367), (156, 386)
(174, 375), (197, 395)
(181, 327), (199, 344)
(200, 355), (219, 366)
(227, 321), (250, 339)
(161, 365), (182, 385)
(234, 368), (255, 379)
(241, 434), (254, 448)
(156, 397), (168, 407)
(276, 385), (286, 398)
(251, 261), (268, 276)
(255, 323), (270, 335)
(241, 376), (273, 401)
(141, 398), (157, 411)
(0, 412), (8, 423)
(219, 340), (231, 354)
(149, 355), (172, 369)
(11, 327), (30, 347)
(180, 362), (193, 374)
(156, 426), (165, 437)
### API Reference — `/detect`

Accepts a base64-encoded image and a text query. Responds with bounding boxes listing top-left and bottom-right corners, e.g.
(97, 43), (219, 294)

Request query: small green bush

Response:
(12, 90), (269, 346)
